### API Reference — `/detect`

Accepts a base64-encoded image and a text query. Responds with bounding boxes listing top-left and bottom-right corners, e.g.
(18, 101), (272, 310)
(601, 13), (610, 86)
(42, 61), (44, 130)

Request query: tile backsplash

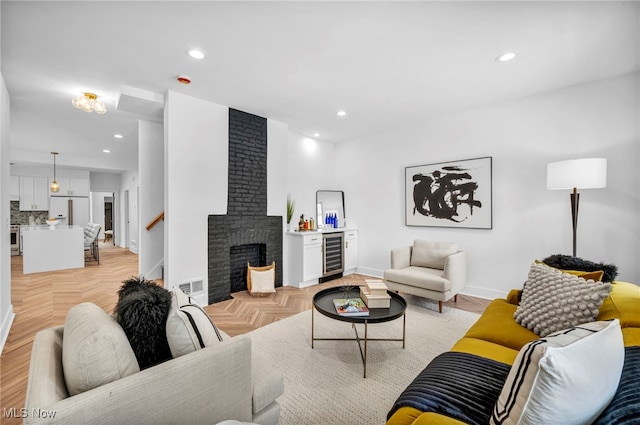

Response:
(10, 201), (50, 225)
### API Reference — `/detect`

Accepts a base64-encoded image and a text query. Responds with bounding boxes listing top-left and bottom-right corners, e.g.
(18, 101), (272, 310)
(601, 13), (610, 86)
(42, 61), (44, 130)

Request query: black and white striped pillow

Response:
(165, 289), (223, 358)
(491, 320), (624, 425)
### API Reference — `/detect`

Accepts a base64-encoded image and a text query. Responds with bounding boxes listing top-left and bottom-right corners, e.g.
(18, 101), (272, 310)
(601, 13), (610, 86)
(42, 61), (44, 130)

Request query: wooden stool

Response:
(104, 230), (113, 243)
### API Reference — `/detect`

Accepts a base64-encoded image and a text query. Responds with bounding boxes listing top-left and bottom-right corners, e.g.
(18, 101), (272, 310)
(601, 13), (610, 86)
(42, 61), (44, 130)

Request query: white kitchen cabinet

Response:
(9, 176), (20, 201)
(286, 232), (323, 288)
(49, 197), (90, 228)
(49, 177), (90, 197)
(19, 176), (49, 211)
(344, 229), (358, 274)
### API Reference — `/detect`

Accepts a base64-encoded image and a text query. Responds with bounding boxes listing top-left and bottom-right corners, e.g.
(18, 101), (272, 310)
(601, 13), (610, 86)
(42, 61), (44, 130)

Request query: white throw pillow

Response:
(166, 289), (223, 358)
(410, 240), (457, 269)
(250, 268), (276, 294)
(63, 303), (139, 396)
(490, 319), (624, 425)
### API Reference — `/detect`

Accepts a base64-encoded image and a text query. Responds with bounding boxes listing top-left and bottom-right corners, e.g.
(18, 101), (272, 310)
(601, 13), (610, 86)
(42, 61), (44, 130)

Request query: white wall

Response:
(267, 120), (289, 221)
(90, 172), (122, 193)
(139, 120), (164, 279)
(164, 91), (228, 305)
(0, 70), (14, 353)
(335, 73), (640, 298)
(286, 132), (339, 225)
(284, 133), (338, 285)
(119, 171), (139, 252)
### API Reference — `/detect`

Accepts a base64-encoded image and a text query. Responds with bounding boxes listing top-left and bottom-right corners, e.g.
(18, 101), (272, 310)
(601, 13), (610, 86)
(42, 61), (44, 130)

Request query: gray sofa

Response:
(24, 303), (283, 425)
(384, 240), (466, 313)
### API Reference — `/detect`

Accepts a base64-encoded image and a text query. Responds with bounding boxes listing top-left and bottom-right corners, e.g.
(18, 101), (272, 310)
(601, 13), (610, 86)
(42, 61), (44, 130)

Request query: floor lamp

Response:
(547, 158), (607, 257)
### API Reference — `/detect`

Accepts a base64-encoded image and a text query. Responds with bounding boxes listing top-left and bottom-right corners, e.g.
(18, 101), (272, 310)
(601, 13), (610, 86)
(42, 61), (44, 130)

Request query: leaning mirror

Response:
(316, 190), (345, 229)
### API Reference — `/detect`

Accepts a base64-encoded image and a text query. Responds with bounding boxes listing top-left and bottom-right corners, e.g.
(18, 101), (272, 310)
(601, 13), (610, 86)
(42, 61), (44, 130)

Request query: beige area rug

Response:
(248, 296), (481, 425)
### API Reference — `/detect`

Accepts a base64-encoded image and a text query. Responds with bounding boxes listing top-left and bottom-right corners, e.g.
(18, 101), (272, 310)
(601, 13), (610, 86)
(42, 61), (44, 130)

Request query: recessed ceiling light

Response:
(313, 133), (320, 137)
(336, 110), (347, 117)
(188, 49), (205, 59)
(496, 52), (516, 62)
(113, 134), (123, 139)
(102, 149), (111, 153)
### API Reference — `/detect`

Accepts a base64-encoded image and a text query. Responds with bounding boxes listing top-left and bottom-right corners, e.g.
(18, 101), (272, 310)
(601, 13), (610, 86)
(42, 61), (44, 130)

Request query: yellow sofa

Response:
(386, 280), (640, 425)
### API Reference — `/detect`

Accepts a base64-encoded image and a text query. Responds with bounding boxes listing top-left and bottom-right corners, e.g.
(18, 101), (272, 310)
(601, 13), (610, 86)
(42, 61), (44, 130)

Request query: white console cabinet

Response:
(344, 229), (358, 274)
(286, 232), (323, 288)
(285, 228), (358, 288)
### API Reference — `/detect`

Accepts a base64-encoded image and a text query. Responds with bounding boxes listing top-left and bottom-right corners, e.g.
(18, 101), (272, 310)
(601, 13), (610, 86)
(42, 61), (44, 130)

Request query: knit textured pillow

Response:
(514, 262), (612, 337)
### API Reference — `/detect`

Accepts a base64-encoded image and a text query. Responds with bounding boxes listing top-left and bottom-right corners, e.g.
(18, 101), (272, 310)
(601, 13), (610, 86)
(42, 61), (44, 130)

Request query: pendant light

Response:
(50, 152), (60, 193)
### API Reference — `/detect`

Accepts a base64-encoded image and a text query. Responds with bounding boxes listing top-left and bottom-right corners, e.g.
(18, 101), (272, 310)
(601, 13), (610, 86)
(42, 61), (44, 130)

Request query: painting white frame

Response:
(405, 156), (492, 229)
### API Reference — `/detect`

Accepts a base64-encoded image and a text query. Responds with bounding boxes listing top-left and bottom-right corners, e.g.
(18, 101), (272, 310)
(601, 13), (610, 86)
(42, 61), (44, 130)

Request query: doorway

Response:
(90, 192), (116, 245)
(124, 190), (130, 249)
(104, 196), (114, 245)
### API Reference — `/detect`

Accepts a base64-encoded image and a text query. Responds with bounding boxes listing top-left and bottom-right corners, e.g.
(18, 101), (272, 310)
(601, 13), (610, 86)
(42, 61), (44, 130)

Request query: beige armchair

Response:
(383, 240), (467, 313)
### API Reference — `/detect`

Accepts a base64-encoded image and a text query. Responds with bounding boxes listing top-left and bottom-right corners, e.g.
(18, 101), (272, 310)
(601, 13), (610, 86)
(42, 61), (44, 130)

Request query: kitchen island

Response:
(21, 225), (84, 274)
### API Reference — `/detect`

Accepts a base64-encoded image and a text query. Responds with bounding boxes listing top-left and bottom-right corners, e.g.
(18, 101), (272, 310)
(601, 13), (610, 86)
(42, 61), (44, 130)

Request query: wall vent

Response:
(178, 282), (191, 295)
(177, 279), (204, 296)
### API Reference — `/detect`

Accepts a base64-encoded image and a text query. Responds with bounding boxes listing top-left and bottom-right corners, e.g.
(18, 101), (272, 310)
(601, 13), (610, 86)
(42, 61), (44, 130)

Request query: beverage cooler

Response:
(320, 232), (344, 282)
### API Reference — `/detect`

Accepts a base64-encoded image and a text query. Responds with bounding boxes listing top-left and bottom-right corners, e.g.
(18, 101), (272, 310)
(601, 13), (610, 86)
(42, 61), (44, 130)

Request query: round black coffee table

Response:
(312, 286), (407, 378)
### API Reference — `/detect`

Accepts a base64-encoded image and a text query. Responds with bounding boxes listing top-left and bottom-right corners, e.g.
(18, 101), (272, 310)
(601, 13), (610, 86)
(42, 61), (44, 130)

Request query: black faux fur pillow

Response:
(542, 254), (618, 283)
(114, 276), (173, 369)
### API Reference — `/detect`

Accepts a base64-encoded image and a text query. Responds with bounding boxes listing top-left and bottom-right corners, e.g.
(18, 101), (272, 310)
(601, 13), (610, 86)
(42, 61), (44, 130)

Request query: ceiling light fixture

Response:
(50, 152), (60, 193)
(114, 134), (123, 139)
(188, 49), (205, 59)
(102, 149), (111, 153)
(313, 133), (320, 137)
(496, 52), (516, 62)
(336, 110), (347, 117)
(72, 92), (107, 114)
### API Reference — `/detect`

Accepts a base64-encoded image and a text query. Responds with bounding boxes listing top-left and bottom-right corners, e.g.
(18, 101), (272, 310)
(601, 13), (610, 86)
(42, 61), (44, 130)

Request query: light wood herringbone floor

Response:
(1, 244), (489, 424)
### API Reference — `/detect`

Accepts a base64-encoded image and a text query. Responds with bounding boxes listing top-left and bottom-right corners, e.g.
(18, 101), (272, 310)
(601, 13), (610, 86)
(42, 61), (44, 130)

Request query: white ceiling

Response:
(3, 1), (639, 173)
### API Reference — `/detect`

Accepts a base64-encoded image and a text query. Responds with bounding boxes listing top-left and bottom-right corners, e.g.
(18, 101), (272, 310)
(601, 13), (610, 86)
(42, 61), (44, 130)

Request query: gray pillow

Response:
(514, 262), (612, 337)
(63, 303), (139, 396)
(410, 240), (457, 269)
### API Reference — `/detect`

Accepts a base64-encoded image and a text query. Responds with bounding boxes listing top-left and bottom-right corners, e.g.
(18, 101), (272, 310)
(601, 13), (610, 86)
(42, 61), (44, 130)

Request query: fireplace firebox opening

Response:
(230, 243), (267, 293)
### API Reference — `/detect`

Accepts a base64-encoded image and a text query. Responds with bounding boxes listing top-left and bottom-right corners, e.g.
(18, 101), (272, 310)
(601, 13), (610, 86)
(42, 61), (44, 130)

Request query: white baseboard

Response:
(191, 292), (208, 307)
(0, 304), (15, 354)
(355, 267), (383, 279)
(460, 285), (506, 300)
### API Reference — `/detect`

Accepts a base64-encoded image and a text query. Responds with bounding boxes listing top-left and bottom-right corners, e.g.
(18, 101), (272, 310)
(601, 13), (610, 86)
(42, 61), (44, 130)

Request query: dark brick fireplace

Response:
(207, 109), (283, 304)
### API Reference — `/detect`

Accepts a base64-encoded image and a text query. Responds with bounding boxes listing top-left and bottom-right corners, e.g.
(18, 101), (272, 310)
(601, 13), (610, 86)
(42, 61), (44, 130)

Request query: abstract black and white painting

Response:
(405, 157), (492, 229)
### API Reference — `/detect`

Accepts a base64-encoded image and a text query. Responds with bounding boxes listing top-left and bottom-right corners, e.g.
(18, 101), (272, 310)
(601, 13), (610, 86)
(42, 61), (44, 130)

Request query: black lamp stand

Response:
(570, 187), (579, 257)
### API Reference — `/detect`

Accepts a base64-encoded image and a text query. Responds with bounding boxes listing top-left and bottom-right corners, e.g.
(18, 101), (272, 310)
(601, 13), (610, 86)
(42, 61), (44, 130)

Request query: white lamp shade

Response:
(547, 158), (607, 190)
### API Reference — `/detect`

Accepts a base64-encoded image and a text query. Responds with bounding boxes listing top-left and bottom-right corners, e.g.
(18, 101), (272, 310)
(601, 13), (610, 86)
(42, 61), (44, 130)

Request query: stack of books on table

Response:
(360, 279), (391, 308)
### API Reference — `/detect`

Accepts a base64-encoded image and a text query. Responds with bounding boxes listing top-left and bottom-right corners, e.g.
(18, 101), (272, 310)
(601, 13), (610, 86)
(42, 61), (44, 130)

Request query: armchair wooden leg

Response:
(438, 301), (443, 314)
(454, 294), (458, 303)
